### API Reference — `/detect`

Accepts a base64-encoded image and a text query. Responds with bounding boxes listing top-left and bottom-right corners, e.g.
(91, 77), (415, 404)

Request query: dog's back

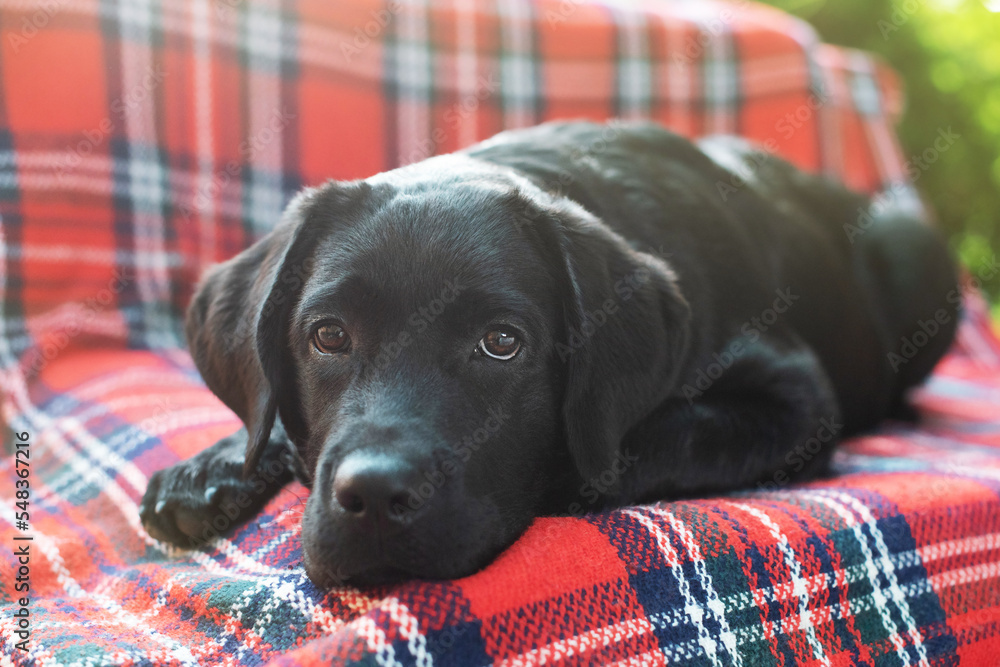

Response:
(696, 134), (961, 423)
(470, 121), (960, 434)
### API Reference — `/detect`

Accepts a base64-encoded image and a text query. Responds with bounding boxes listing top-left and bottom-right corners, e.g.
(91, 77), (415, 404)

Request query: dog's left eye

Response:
(478, 330), (521, 360)
(313, 324), (350, 354)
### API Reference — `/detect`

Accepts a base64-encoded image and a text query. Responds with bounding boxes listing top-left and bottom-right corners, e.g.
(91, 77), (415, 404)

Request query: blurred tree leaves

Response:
(760, 0), (1000, 313)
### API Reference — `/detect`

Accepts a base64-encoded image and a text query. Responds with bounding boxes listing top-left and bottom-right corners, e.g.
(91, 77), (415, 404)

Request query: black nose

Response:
(332, 453), (416, 524)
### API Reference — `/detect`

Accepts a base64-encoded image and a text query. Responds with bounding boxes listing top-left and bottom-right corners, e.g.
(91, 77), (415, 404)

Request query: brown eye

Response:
(313, 324), (350, 354)
(478, 330), (521, 360)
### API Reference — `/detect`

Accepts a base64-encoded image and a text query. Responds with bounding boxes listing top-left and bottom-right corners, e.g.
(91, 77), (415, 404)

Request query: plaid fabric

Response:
(0, 0), (913, 370)
(0, 302), (998, 666)
(1, 0), (998, 664)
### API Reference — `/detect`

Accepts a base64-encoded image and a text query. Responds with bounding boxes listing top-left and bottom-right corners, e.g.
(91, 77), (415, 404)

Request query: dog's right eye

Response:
(478, 330), (521, 360)
(313, 324), (350, 354)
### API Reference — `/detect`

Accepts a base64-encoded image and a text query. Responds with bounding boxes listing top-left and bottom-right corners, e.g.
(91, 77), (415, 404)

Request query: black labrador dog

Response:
(140, 121), (959, 586)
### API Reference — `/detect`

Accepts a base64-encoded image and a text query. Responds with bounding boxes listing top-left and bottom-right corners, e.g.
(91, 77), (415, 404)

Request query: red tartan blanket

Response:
(1, 0), (999, 664)
(1, 303), (999, 665)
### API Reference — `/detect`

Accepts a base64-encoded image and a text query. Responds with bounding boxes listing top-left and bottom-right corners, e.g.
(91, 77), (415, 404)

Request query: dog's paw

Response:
(139, 430), (293, 547)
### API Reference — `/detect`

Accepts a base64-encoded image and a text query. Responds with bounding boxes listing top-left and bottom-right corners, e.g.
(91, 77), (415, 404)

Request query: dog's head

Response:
(186, 155), (690, 584)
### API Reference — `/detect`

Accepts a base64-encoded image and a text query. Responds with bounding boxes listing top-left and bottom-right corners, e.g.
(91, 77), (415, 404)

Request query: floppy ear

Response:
(524, 195), (692, 486)
(185, 182), (367, 476)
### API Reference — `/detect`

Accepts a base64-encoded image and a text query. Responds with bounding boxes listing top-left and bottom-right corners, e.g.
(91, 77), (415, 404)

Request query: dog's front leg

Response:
(613, 338), (841, 503)
(140, 421), (298, 547)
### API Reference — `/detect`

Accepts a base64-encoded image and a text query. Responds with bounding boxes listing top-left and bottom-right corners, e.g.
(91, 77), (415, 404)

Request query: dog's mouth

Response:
(300, 507), (522, 587)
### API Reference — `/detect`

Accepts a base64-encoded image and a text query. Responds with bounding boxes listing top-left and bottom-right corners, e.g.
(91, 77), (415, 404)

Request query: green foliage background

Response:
(759, 0), (1000, 315)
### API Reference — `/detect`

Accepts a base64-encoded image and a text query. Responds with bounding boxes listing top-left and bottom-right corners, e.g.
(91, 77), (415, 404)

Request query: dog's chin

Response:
(300, 511), (528, 587)
(299, 488), (538, 588)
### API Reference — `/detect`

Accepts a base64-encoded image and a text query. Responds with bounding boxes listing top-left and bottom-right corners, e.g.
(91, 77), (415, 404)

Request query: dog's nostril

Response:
(331, 453), (416, 522)
(336, 487), (366, 514)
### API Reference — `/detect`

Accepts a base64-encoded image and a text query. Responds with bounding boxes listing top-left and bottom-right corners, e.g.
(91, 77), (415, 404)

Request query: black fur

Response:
(140, 121), (960, 585)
